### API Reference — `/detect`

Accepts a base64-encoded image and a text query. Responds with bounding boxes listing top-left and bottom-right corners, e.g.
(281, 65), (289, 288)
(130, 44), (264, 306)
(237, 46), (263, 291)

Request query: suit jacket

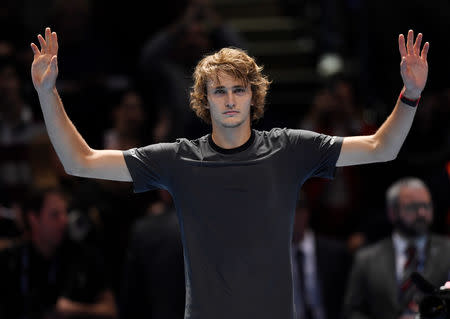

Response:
(343, 234), (450, 319)
(315, 235), (352, 319)
(293, 233), (352, 319)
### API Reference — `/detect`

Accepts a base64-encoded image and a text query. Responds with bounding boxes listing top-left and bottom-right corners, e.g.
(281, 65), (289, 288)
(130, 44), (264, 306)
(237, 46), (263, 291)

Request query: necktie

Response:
(398, 244), (419, 310)
(297, 249), (314, 319)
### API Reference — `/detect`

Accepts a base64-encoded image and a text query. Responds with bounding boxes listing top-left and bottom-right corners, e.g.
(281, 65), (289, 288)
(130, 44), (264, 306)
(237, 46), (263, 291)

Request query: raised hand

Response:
(30, 27), (59, 93)
(398, 29), (429, 99)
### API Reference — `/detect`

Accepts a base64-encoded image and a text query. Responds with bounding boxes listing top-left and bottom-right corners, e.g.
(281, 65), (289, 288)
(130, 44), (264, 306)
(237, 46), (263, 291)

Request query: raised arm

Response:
(336, 29), (429, 167)
(31, 27), (131, 181)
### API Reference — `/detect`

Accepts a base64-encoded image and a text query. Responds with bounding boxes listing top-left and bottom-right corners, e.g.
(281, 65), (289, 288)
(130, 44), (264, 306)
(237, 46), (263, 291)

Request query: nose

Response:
(417, 207), (429, 218)
(225, 91), (236, 108)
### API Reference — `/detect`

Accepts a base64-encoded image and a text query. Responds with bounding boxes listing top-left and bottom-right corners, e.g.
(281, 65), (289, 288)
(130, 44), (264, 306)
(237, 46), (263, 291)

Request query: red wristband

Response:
(399, 92), (420, 107)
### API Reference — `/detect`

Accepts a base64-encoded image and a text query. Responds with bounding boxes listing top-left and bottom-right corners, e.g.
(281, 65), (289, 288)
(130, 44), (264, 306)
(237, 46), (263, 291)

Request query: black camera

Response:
(411, 272), (450, 319)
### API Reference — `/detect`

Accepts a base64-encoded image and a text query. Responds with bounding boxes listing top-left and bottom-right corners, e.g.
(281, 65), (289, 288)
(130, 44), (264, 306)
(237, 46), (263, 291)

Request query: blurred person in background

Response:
(0, 55), (46, 205)
(120, 189), (185, 319)
(102, 87), (150, 151)
(343, 177), (450, 319)
(0, 186), (118, 319)
(291, 193), (351, 319)
(138, 0), (247, 140)
(298, 74), (377, 243)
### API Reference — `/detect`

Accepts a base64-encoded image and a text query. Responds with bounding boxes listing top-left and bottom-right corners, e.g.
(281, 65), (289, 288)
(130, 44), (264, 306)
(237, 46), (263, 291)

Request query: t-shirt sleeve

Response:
(122, 143), (176, 193)
(286, 129), (343, 179)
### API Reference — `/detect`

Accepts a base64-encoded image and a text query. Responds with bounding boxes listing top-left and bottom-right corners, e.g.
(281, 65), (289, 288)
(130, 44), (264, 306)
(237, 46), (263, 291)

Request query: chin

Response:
(222, 123), (241, 128)
(221, 115), (250, 128)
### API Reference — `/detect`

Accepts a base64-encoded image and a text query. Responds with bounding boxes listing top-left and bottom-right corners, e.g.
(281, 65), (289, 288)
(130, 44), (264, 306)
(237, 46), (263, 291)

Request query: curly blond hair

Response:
(190, 47), (271, 124)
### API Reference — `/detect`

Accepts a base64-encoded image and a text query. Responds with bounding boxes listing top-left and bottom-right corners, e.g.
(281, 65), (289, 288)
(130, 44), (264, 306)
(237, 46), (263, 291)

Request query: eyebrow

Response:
(213, 85), (245, 89)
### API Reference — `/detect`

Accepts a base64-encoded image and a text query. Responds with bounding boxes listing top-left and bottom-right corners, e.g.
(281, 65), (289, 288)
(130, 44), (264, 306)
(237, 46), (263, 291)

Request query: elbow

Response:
(61, 151), (93, 177)
(62, 162), (85, 177)
(381, 152), (398, 162)
(373, 140), (398, 162)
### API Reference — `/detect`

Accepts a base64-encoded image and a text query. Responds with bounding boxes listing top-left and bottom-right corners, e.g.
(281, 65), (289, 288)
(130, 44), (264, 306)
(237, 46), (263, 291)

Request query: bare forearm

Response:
(37, 87), (92, 174)
(64, 301), (117, 318)
(56, 293), (118, 318)
(373, 89), (417, 161)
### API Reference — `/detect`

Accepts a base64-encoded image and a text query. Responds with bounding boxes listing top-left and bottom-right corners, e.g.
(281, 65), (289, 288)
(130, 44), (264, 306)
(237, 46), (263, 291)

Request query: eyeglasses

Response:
(400, 202), (433, 214)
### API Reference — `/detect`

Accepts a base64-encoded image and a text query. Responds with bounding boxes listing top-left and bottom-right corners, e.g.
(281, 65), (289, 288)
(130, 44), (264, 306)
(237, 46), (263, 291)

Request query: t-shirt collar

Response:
(208, 129), (255, 154)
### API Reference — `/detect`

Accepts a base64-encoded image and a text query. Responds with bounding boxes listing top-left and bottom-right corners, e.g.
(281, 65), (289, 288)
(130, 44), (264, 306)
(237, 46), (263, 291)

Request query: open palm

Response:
(398, 30), (429, 99)
(31, 27), (59, 93)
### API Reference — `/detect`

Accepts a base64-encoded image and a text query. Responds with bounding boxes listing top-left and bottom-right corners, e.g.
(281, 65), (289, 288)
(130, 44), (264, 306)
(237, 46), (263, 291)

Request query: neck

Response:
(211, 124), (252, 149)
(31, 234), (56, 259)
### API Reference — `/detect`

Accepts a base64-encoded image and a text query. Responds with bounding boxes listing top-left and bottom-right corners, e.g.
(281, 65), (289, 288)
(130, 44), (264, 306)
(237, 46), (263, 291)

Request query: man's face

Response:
(206, 72), (252, 129)
(115, 92), (145, 134)
(394, 186), (433, 237)
(31, 192), (69, 249)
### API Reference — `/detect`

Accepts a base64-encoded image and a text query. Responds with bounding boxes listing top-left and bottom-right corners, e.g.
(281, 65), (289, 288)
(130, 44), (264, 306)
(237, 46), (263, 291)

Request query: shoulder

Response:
(354, 237), (392, 262)
(429, 234), (450, 249)
(254, 127), (292, 145)
(264, 127), (340, 146)
(175, 135), (207, 151)
(125, 135), (206, 160)
(255, 127), (301, 139)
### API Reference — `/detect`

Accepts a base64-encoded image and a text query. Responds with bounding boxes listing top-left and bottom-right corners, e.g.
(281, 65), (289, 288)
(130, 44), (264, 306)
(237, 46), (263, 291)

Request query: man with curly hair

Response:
(30, 26), (429, 319)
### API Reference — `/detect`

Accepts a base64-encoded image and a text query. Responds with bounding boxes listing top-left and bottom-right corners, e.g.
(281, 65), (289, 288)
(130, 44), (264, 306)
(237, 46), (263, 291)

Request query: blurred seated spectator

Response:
(343, 177), (450, 319)
(291, 193), (351, 319)
(299, 74), (376, 240)
(120, 189), (185, 319)
(395, 88), (450, 235)
(0, 186), (118, 319)
(102, 87), (150, 150)
(138, 0), (247, 140)
(51, 0), (112, 91)
(0, 56), (46, 202)
(0, 202), (24, 250)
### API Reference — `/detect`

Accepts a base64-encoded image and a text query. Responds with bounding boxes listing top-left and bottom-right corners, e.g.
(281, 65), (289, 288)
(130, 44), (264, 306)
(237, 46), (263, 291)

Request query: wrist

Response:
(399, 90), (421, 108)
(37, 86), (58, 97)
(402, 87), (421, 100)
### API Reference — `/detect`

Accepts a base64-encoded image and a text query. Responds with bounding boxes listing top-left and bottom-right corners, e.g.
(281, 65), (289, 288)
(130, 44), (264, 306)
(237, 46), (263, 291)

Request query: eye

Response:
(214, 88), (226, 95)
(233, 87), (246, 94)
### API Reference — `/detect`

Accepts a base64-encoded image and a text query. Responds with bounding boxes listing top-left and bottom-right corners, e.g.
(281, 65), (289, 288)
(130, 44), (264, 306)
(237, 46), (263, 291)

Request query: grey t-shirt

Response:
(123, 127), (343, 319)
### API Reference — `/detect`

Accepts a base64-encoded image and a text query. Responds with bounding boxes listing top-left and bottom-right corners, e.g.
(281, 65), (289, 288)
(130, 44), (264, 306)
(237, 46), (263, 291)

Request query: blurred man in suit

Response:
(343, 177), (450, 319)
(120, 189), (185, 319)
(291, 194), (351, 319)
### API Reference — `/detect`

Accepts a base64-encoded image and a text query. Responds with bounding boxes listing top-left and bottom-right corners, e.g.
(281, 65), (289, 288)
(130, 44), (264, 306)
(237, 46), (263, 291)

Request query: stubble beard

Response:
(220, 113), (250, 128)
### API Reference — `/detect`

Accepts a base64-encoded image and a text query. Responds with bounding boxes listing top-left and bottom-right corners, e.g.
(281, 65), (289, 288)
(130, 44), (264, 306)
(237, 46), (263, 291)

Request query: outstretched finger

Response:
(407, 29), (414, 55)
(45, 27), (52, 52)
(421, 42), (430, 61)
(30, 42), (41, 58)
(51, 32), (58, 54)
(398, 34), (407, 58)
(37, 34), (47, 53)
(413, 33), (422, 56)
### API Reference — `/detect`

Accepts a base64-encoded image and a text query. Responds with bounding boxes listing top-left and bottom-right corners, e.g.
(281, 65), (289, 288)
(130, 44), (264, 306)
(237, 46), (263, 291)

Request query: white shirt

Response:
(291, 230), (326, 319)
(392, 232), (427, 281)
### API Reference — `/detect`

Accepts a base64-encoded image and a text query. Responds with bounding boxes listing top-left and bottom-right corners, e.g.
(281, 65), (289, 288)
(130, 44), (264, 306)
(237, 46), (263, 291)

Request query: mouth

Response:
(223, 111), (239, 115)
